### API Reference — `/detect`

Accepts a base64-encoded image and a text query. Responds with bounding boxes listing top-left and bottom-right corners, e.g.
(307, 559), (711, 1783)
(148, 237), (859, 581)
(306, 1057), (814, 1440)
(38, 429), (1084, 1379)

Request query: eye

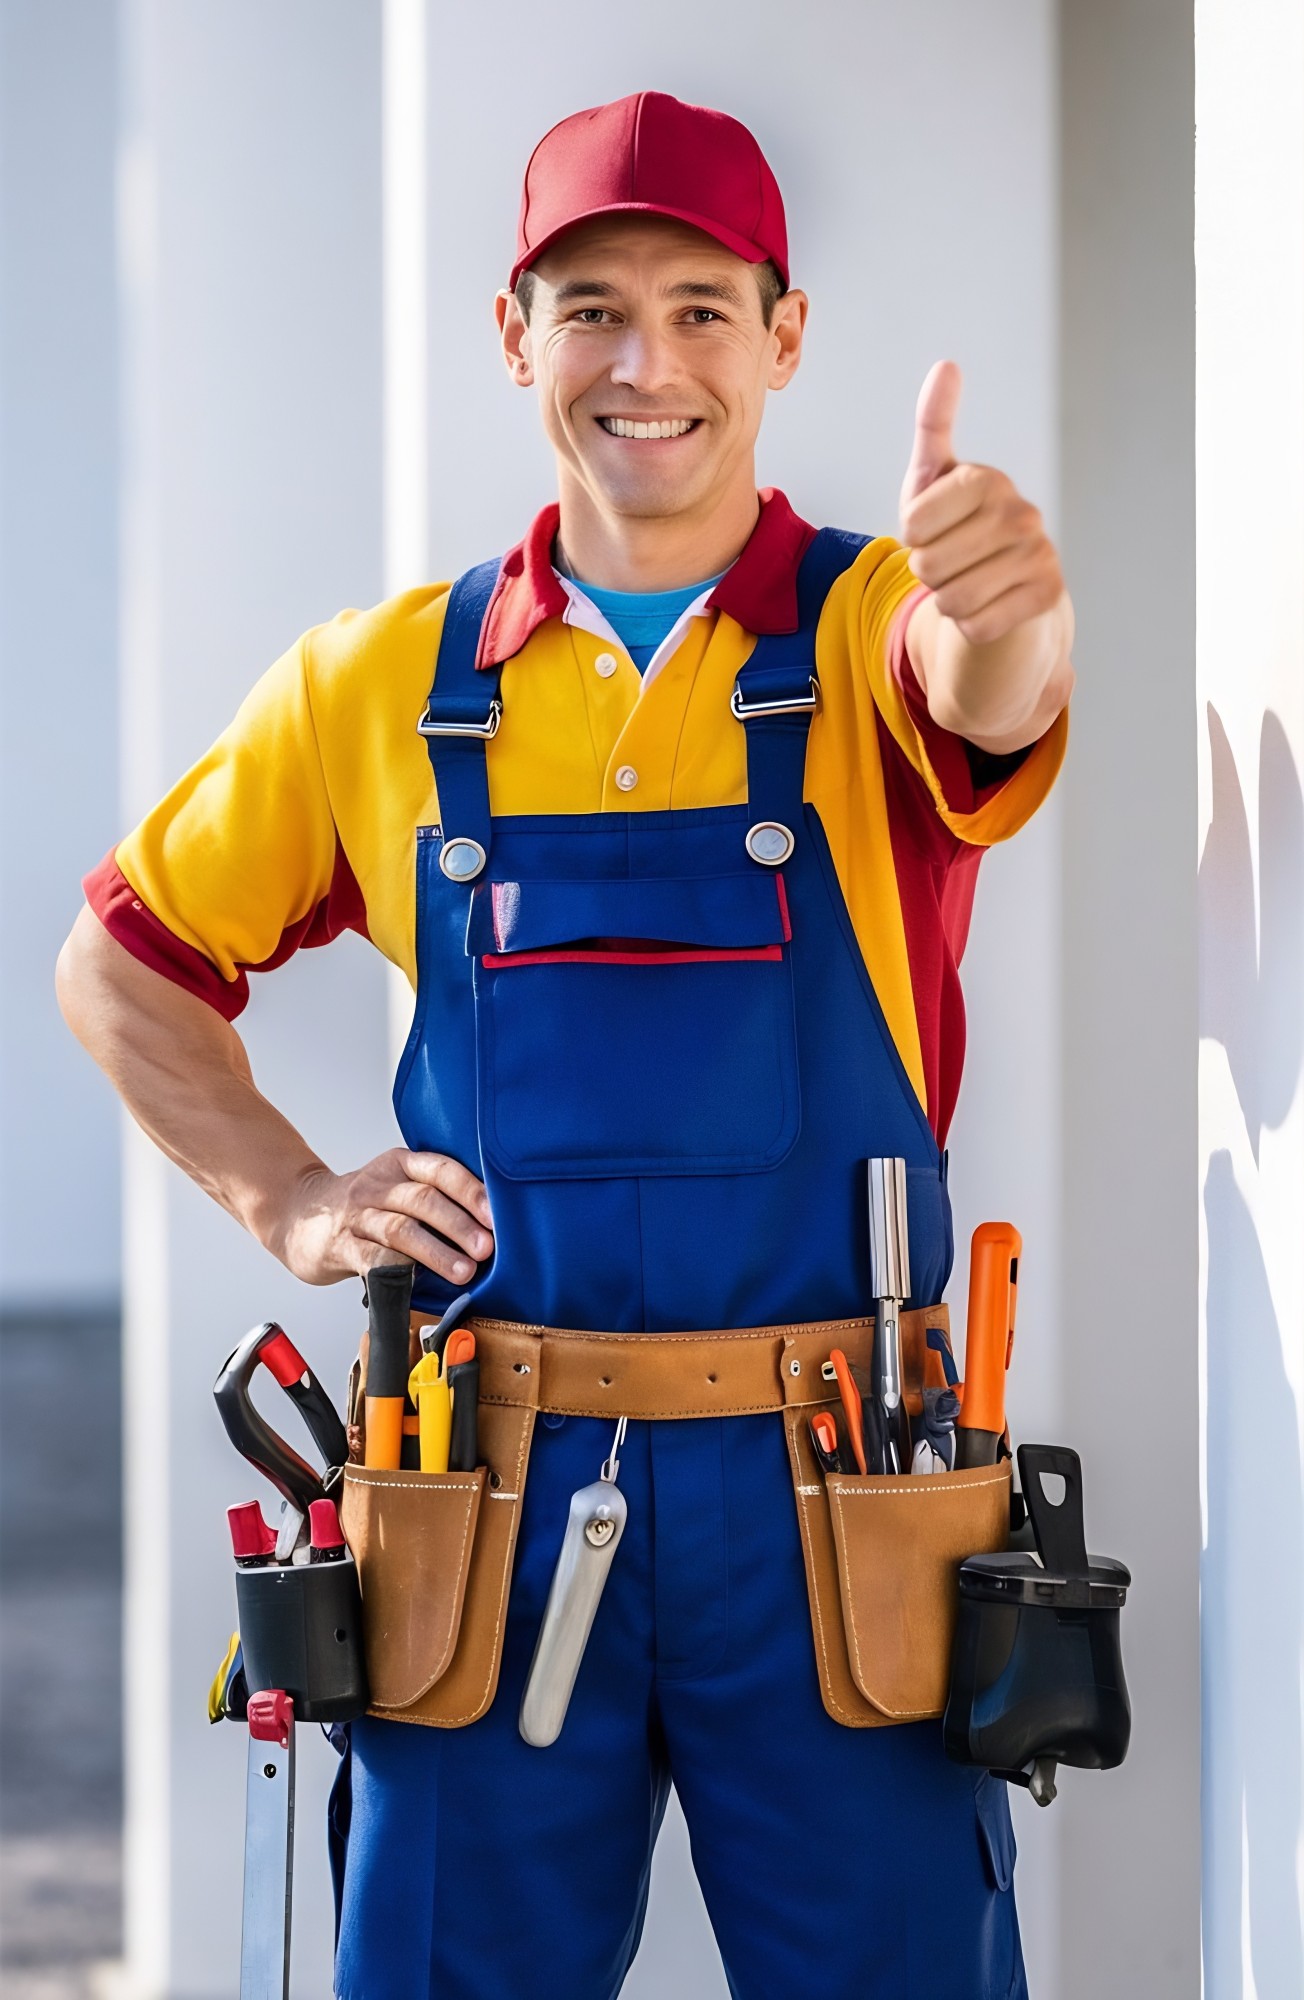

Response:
(574, 308), (611, 325)
(689, 309), (722, 324)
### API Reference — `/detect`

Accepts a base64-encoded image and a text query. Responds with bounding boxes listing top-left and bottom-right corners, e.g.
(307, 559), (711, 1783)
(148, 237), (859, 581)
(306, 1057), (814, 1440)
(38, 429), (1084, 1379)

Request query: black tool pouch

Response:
(233, 1551), (369, 1724)
(943, 1443), (1131, 1804)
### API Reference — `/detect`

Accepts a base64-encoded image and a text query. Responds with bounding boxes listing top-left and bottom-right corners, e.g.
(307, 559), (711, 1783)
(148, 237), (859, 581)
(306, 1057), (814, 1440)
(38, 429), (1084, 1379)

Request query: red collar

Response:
(475, 488), (818, 669)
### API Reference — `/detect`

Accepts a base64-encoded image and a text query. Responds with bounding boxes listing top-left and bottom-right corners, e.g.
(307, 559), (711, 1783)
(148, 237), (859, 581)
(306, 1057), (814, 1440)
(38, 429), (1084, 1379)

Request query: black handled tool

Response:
(446, 1356), (480, 1473)
(214, 1322), (348, 1514)
(363, 1260), (415, 1469)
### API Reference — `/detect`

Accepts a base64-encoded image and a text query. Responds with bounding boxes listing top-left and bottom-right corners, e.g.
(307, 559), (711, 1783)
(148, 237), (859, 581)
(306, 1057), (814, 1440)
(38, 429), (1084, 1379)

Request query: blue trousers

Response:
(331, 1411), (1026, 1999)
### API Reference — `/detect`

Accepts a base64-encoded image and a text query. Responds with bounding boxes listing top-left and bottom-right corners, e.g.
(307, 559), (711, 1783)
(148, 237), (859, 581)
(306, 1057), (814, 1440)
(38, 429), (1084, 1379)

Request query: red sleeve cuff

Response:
(83, 852), (250, 1018)
(83, 846), (370, 1020)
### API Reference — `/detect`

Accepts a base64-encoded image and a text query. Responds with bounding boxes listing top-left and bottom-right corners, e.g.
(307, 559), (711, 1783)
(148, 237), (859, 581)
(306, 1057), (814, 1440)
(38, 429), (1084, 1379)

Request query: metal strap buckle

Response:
(729, 676), (819, 721)
(417, 698), (502, 741)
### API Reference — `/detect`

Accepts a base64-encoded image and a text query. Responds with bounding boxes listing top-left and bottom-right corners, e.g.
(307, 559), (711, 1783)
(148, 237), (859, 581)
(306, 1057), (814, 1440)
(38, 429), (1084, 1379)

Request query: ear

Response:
(767, 289), (808, 392)
(496, 289), (534, 387)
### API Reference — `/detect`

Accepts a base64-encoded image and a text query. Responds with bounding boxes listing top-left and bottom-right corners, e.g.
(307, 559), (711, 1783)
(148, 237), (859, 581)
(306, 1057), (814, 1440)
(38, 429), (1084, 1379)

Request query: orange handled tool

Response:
(444, 1328), (477, 1368)
(955, 1222), (1021, 1469)
(829, 1348), (868, 1476)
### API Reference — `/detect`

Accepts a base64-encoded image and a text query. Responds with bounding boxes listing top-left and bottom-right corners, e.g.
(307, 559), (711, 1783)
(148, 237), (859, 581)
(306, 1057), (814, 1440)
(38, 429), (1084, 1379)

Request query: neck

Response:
(555, 467), (760, 591)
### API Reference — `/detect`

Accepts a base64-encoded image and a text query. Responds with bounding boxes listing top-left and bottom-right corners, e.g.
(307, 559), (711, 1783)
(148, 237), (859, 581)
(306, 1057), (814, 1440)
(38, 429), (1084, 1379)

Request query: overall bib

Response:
(331, 532), (1026, 2000)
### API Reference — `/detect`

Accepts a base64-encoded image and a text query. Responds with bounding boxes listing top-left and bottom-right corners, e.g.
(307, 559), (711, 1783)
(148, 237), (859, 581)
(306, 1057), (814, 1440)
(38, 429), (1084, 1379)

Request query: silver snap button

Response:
(595, 652), (618, 678)
(585, 1513), (616, 1547)
(439, 837), (487, 882)
(615, 766), (638, 792)
(745, 821), (795, 866)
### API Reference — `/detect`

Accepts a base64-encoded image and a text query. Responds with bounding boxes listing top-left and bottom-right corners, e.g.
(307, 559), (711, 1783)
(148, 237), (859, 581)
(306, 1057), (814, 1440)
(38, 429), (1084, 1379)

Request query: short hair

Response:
(513, 257), (788, 327)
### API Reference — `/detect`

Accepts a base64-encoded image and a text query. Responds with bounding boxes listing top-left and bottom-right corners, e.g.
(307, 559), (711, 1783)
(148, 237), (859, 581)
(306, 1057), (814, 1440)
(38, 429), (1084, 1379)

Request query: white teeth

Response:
(600, 417), (695, 439)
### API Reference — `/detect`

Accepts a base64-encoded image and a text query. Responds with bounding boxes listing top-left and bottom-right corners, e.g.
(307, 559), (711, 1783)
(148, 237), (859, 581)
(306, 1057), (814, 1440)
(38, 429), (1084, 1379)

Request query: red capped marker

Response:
(308, 1497), (348, 1565)
(227, 1501), (277, 1568)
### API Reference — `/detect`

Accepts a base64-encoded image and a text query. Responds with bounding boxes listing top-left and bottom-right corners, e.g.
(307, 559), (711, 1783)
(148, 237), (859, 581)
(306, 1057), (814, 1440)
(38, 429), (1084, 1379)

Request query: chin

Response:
(589, 470), (715, 522)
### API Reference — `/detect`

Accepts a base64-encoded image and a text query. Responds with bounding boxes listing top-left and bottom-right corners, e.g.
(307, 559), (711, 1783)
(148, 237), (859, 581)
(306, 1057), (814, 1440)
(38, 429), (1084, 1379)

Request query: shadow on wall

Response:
(1199, 704), (1304, 1996)
(1198, 706), (1304, 1158)
(1201, 1153), (1303, 1998)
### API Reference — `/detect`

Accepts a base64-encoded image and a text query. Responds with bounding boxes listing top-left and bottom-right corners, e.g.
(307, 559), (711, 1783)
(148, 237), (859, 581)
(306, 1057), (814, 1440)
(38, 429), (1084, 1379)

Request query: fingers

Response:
(907, 490), (1039, 592)
(387, 1177), (494, 1261)
(926, 540), (1063, 646)
(901, 461), (999, 550)
(335, 1151), (495, 1283)
(401, 1150), (493, 1228)
(351, 1205), (483, 1283)
(945, 579), (1065, 650)
(899, 359), (963, 512)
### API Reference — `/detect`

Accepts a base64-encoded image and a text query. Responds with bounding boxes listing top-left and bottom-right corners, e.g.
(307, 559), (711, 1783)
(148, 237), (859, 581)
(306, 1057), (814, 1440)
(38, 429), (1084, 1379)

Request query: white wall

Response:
(1059, 5), (1201, 1994)
(0, 0), (121, 1310)
(1196, 2), (1304, 1991)
(421, 5), (1064, 1991)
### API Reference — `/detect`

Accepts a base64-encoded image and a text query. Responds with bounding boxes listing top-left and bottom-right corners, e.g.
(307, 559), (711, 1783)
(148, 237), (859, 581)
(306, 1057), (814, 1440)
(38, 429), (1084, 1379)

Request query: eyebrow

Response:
(549, 276), (747, 308)
(663, 278), (746, 306)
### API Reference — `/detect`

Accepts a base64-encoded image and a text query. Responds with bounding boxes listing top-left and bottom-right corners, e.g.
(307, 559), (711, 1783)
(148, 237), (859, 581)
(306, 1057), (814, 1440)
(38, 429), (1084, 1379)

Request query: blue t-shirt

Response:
(572, 573), (727, 671)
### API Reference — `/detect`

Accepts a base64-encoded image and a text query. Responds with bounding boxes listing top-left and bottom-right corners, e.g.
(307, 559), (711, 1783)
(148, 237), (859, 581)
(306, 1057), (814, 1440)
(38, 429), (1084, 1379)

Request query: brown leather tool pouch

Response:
(782, 1313), (1012, 1728)
(338, 1317), (539, 1729)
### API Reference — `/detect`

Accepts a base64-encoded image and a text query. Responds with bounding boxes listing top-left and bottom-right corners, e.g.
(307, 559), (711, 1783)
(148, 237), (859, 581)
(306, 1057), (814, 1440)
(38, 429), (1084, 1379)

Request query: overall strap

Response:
(732, 527), (870, 863)
(417, 556), (504, 881)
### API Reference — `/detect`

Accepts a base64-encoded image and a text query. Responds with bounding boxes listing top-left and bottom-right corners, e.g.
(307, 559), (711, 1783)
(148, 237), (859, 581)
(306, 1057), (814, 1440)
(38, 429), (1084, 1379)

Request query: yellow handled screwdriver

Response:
(408, 1350), (452, 1473)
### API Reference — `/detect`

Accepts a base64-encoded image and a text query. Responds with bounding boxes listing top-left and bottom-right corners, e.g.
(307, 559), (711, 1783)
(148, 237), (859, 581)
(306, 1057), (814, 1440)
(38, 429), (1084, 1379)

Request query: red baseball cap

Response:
(511, 91), (789, 293)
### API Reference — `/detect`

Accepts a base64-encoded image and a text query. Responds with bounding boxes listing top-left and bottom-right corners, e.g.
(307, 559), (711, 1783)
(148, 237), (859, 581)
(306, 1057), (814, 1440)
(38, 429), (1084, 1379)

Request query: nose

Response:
(607, 323), (680, 399)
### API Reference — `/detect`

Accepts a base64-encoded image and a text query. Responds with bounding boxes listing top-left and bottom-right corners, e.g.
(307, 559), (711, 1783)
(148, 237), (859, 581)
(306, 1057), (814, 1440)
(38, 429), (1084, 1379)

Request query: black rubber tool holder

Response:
(943, 1444), (1131, 1805)
(213, 1322), (367, 1723)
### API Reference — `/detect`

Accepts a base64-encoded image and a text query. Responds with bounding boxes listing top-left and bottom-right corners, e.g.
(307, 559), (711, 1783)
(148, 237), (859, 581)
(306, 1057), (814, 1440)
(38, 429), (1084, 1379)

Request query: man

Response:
(59, 91), (1070, 1999)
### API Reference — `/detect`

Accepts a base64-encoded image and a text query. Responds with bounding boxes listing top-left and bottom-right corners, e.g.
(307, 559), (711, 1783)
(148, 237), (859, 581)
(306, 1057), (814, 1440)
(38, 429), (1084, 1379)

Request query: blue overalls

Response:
(331, 532), (1025, 1999)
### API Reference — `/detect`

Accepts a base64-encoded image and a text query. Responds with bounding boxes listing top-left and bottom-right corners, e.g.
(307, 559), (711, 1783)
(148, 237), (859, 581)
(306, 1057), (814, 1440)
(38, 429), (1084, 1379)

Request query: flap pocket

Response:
(471, 872), (800, 1179)
(826, 1463), (1011, 1720)
(469, 873), (791, 963)
(340, 1466), (485, 1710)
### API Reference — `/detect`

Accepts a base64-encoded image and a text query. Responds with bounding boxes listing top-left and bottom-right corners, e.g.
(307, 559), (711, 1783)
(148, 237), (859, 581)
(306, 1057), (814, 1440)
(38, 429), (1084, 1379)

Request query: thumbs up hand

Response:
(898, 361), (1064, 650)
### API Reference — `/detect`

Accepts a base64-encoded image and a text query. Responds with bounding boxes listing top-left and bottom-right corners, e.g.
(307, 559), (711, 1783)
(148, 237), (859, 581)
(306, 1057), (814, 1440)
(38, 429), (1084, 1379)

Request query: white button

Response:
(594, 651), (618, 678)
(615, 765), (638, 792)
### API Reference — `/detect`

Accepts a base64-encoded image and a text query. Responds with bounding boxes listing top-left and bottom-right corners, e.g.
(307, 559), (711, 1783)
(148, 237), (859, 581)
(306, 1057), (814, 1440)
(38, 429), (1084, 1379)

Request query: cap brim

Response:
(510, 202), (784, 291)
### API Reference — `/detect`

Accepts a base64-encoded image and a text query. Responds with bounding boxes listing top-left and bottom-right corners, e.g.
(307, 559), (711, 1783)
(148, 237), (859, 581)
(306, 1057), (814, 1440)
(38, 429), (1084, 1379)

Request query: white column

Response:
(1058, 3), (1202, 1992)
(118, 6), (388, 1994)
(382, 0), (429, 1062)
(1196, 2), (1304, 1991)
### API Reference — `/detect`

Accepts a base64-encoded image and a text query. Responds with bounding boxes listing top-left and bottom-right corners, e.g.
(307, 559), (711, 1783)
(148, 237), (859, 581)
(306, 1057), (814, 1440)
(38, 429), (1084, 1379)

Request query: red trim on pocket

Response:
(482, 944), (785, 969)
(775, 874), (792, 941)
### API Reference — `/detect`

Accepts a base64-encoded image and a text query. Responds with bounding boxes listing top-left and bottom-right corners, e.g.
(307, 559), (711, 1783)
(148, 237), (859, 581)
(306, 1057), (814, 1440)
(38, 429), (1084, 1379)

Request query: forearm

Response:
(905, 589), (1075, 755)
(56, 906), (324, 1258)
(57, 905), (494, 1285)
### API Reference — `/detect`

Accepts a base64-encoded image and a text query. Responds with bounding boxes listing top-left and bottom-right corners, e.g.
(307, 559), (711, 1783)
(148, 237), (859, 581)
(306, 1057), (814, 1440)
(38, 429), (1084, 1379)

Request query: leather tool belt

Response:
(338, 1309), (1010, 1730)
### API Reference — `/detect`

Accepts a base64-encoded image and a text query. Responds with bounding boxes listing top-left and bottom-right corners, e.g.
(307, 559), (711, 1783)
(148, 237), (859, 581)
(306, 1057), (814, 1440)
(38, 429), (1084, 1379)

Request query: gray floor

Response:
(0, 1311), (123, 1998)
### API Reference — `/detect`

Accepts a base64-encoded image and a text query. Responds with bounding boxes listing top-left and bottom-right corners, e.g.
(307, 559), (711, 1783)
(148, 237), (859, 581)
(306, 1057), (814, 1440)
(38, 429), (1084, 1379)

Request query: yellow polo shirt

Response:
(85, 489), (1066, 1140)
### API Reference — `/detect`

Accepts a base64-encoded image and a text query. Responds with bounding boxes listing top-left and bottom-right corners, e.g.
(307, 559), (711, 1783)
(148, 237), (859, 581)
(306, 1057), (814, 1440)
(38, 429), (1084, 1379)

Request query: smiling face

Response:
(496, 214), (806, 543)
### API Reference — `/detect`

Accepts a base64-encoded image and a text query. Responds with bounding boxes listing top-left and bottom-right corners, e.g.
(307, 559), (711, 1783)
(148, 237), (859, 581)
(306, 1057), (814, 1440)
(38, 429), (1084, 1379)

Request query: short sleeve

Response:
(850, 542), (1068, 847)
(85, 633), (365, 1017)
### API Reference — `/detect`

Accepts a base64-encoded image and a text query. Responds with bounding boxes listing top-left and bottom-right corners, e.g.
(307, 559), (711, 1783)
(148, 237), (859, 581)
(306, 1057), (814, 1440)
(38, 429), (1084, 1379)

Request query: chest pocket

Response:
(468, 873), (801, 1180)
